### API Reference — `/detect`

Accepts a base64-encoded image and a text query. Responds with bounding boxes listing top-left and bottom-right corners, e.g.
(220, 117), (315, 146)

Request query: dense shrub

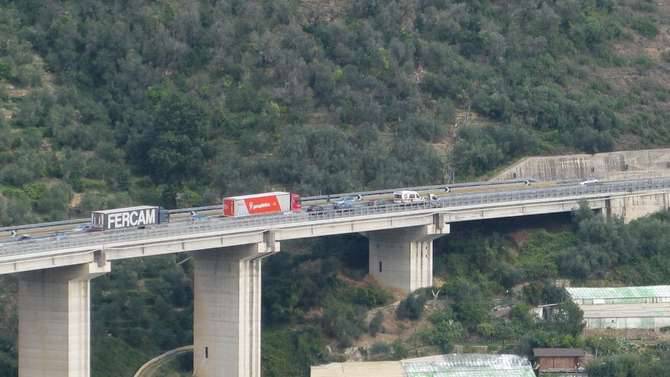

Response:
(444, 279), (490, 331)
(321, 299), (366, 347)
(452, 125), (541, 178)
(523, 281), (569, 306)
(368, 341), (391, 358)
(631, 17), (658, 38)
(396, 292), (427, 320)
(588, 353), (670, 377)
(423, 310), (465, 353)
(369, 311), (384, 336)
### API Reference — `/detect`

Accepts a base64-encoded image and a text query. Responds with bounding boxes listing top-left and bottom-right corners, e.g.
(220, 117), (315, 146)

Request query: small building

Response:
(532, 303), (560, 321)
(533, 348), (585, 373)
(566, 285), (670, 331)
(311, 353), (536, 377)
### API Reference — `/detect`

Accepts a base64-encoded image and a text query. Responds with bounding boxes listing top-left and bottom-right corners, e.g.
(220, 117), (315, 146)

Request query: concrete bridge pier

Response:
(193, 239), (278, 377)
(18, 261), (110, 377)
(367, 218), (449, 293)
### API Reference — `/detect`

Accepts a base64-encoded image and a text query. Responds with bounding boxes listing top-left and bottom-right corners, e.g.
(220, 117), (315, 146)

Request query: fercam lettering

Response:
(108, 209), (157, 229)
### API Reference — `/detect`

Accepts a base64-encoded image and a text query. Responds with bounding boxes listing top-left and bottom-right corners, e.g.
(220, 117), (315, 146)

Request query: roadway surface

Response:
(1, 177), (668, 261)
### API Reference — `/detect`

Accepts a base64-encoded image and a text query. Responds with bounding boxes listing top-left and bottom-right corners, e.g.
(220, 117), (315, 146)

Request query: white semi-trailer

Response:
(91, 205), (167, 230)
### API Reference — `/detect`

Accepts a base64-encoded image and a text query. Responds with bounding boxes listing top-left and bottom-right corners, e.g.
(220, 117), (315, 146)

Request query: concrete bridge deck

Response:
(1, 177), (668, 275)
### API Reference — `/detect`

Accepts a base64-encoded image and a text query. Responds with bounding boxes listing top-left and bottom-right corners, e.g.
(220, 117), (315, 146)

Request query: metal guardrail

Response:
(1, 177), (668, 258)
(0, 180), (533, 233)
(0, 218), (87, 233)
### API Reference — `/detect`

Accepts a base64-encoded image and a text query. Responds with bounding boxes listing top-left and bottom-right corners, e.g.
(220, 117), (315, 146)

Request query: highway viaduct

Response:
(2, 178), (670, 377)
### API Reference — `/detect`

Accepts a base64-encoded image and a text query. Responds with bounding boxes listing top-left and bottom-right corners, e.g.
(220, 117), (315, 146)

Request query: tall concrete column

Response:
(18, 261), (110, 377)
(367, 220), (449, 293)
(193, 240), (278, 377)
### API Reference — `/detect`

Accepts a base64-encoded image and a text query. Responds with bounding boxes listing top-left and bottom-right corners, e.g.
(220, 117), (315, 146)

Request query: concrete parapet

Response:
(367, 222), (449, 293)
(192, 240), (278, 377)
(18, 261), (110, 377)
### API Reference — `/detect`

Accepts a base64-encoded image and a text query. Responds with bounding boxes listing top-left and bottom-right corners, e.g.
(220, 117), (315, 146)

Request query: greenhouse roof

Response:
(566, 285), (670, 300)
(311, 354), (536, 377)
(401, 354), (536, 377)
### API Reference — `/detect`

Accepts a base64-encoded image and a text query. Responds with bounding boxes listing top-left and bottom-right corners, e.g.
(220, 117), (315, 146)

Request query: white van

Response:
(393, 190), (424, 204)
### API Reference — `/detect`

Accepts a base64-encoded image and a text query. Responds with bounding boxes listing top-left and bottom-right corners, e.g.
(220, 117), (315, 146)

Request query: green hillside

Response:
(0, 0), (669, 220)
(1, 0), (670, 376)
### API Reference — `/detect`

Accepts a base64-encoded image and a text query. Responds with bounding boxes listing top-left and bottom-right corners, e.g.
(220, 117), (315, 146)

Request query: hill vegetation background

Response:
(1, 0), (670, 376)
(2, 0), (670, 221)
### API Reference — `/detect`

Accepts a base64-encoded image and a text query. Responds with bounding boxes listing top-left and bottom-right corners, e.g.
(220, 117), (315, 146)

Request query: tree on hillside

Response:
(444, 278), (490, 331)
(129, 87), (208, 186)
(546, 300), (585, 337)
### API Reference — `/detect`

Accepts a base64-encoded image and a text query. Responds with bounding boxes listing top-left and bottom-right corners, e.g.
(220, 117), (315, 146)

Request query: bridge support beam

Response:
(18, 261), (110, 377)
(367, 218), (449, 293)
(193, 239), (278, 377)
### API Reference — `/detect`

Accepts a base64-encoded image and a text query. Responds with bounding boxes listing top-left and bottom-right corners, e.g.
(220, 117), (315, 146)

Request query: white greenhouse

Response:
(566, 285), (670, 330)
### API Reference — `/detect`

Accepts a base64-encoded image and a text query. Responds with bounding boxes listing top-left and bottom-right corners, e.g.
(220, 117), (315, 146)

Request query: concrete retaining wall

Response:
(493, 149), (670, 181)
(606, 192), (670, 223)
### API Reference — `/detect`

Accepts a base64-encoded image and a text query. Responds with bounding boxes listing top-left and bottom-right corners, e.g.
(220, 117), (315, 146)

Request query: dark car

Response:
(333, 195), (363, 212)
(306, 205), (327, 215)
(9, 230), (32, 241)
(366, 199), (387, 207)
(333, 194), (363, 208)
(73, 223), (98, 233)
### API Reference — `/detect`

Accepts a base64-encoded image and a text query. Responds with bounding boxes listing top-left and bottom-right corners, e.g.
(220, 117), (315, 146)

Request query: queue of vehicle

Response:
(10, 181), (537, 242)
(6, 188), (449, 242)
